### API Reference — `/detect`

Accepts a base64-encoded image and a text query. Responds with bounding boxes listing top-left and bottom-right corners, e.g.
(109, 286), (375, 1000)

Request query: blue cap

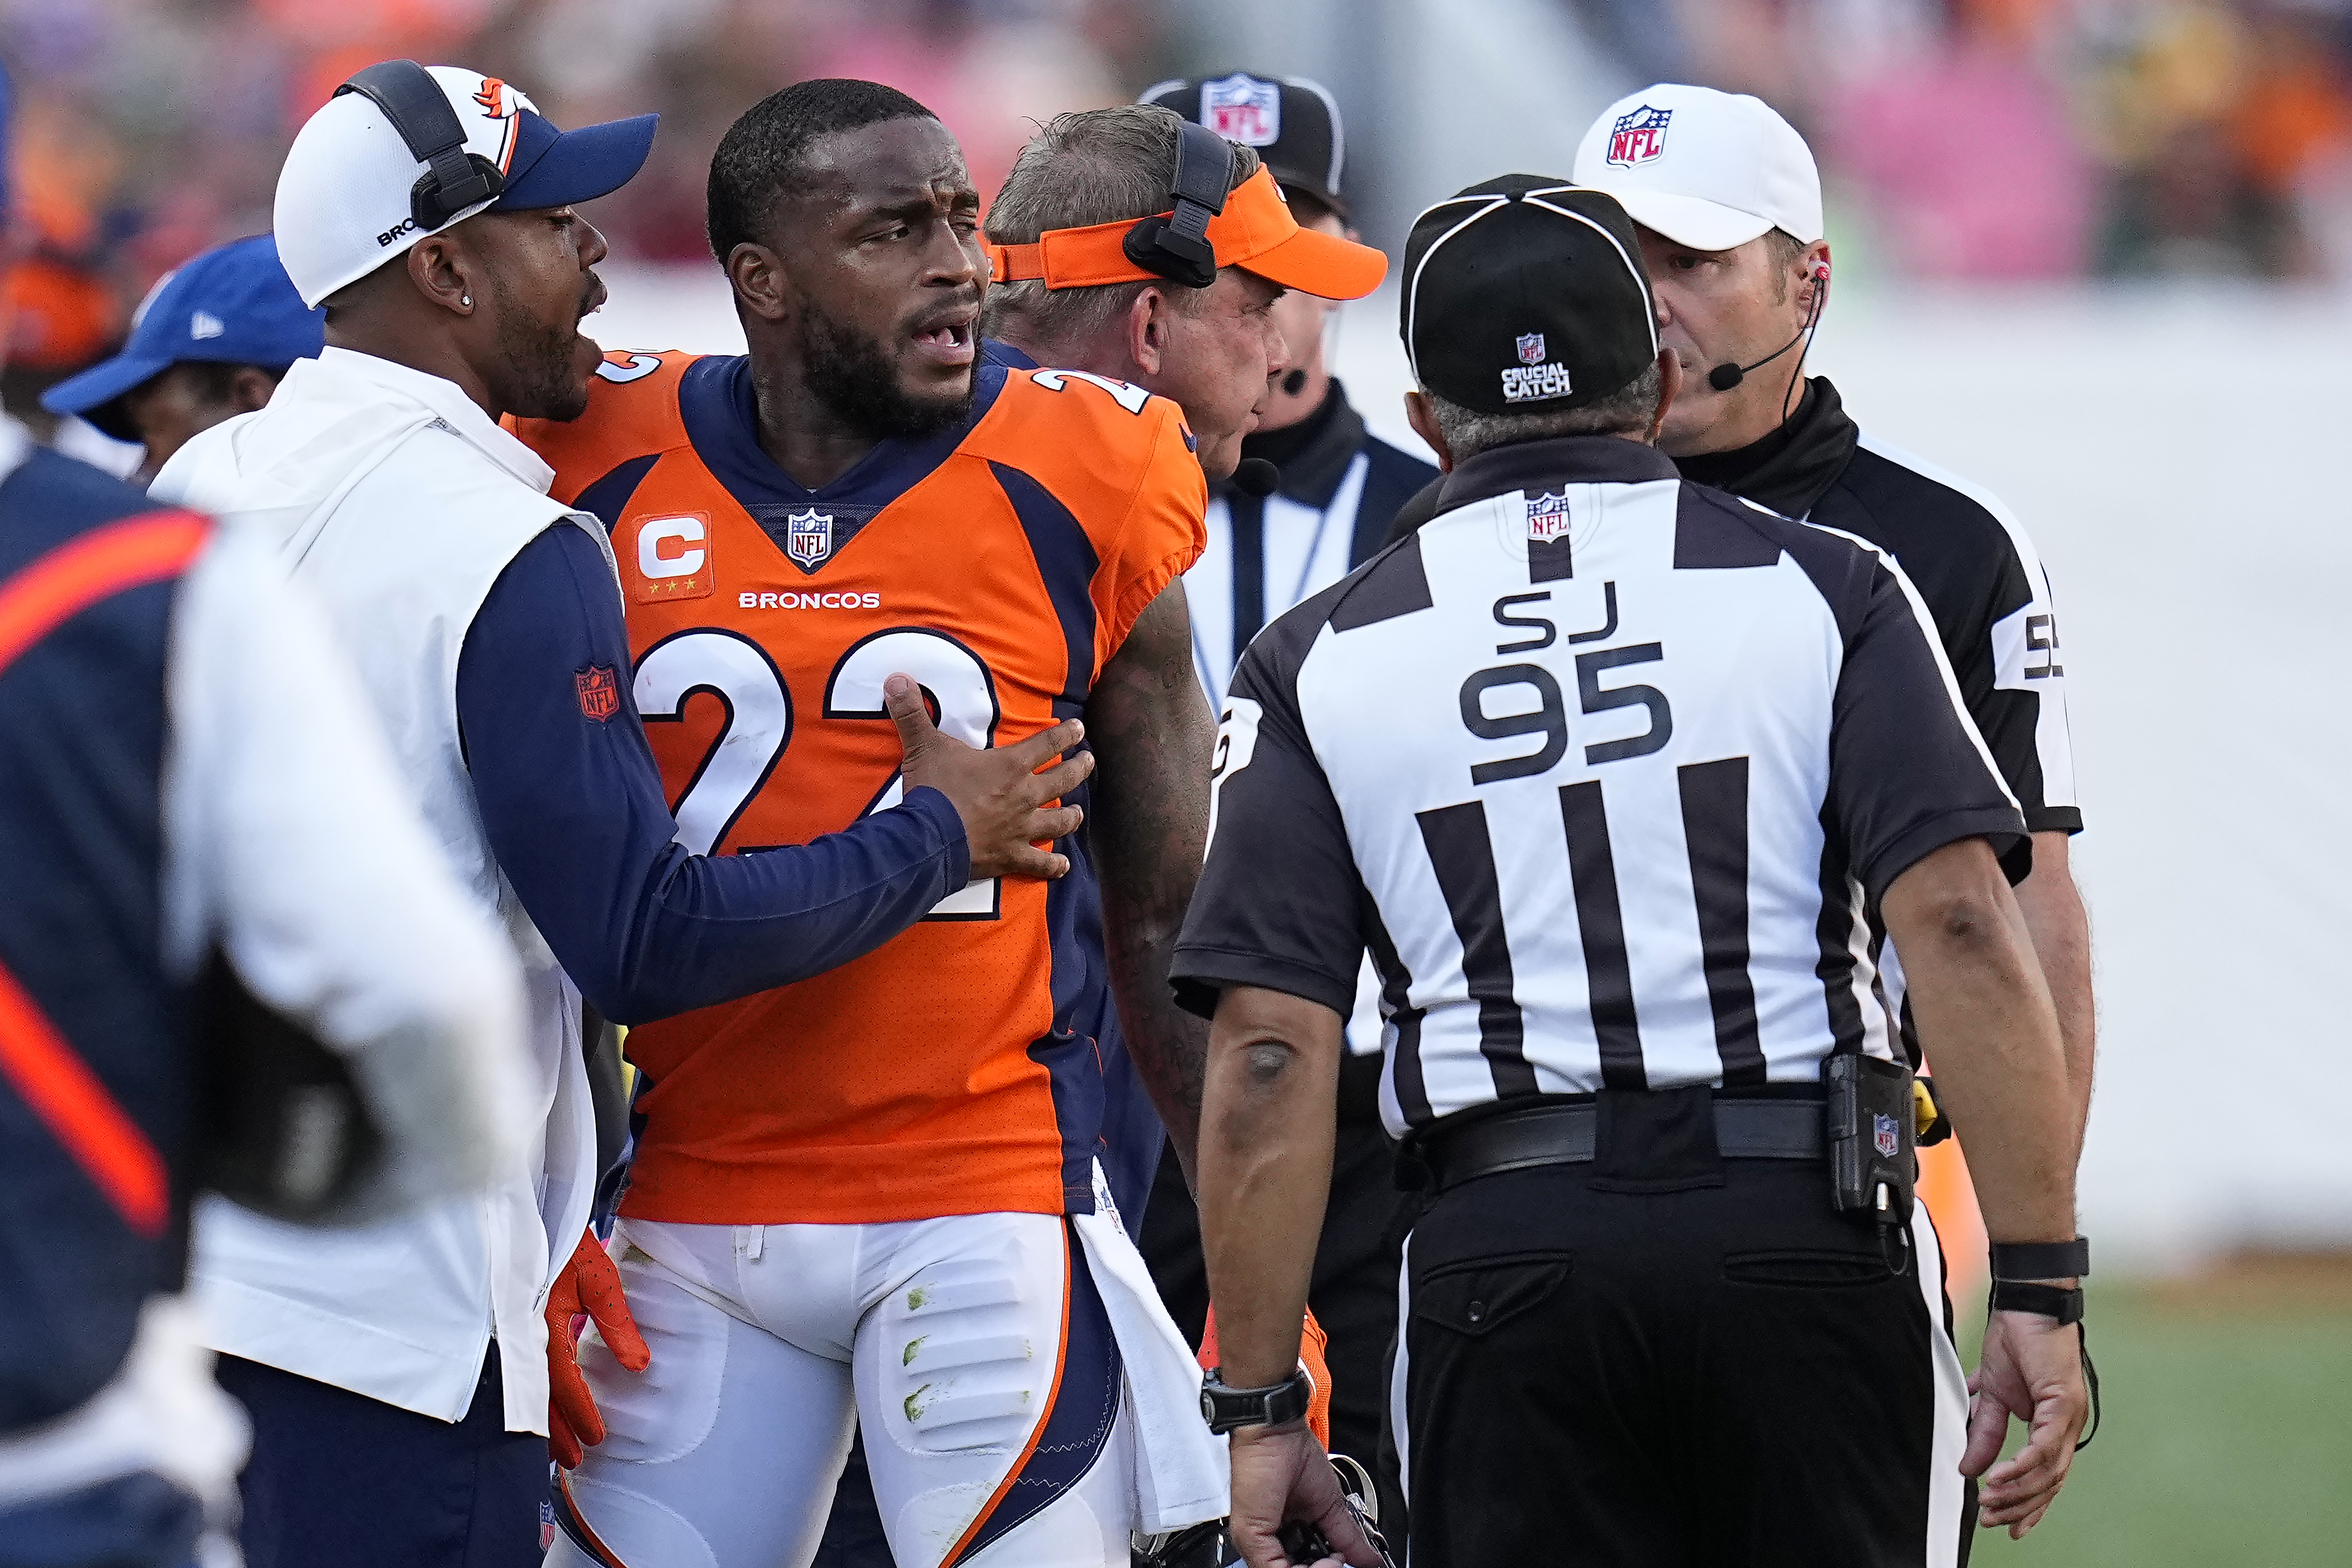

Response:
(493, 108), (659, 213)
(41, 235), (324, 432)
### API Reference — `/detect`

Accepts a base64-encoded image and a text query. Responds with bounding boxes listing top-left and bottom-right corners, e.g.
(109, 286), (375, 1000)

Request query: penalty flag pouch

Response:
(1823, 1053), (1916, 1226)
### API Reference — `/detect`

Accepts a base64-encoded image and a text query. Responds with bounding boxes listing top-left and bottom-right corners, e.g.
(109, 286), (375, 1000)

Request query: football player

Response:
(520, 80), (1295, 1568)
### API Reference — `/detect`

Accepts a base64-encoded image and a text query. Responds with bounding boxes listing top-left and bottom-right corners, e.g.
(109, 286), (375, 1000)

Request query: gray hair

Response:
(981, 105), (1261, 354)
(1426, 362), (1662, 462)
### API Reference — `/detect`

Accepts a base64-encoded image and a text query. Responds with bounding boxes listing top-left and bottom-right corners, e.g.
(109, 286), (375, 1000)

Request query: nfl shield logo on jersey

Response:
(1517, 332), (1546, 366)
(1873, 1112), (1901, 1160)
(1607, 104), (1671, 167)
(1201, 73), (1281, 146)
(785, 508), (833, 568)
(1526, 490), (1573, 543)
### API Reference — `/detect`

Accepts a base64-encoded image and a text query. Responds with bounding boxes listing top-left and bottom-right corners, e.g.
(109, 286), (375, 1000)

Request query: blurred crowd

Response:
(4, 0), (2349, 431)
(1669, 0), (2352, 281)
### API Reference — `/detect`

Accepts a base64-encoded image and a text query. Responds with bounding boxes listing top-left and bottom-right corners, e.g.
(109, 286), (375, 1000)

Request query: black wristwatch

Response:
(1199, 1367), (1312, 1434)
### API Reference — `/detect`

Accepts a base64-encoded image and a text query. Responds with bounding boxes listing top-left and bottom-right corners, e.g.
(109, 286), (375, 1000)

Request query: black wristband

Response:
(1989, 1237), (2089, 1282)
(1199, 1367), (1312, 1434)
(1990, 1281), (2085, 1324)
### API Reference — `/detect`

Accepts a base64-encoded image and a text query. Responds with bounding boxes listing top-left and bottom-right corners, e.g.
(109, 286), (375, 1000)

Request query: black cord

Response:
(2075, 1322), (2101, 1451)
(1779, 271), (1828, 424)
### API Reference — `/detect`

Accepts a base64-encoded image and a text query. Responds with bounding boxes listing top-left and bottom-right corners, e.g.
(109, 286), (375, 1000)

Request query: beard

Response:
(491, 269), (591, 422)
(802, 296), (973, 441)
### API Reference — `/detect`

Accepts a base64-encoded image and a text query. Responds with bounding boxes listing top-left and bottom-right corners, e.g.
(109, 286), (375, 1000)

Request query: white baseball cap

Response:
(1571, 84), (1821, 252)
(275, 62), (657, 307)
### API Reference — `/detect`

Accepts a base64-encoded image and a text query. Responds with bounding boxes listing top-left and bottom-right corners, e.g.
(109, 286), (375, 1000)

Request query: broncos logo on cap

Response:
(469, 77), (524, 174)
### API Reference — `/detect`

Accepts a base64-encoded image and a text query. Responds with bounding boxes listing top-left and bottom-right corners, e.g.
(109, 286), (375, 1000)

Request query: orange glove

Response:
(1198, 1303), (1334, 1450)
(547, 1227), (650, 1470)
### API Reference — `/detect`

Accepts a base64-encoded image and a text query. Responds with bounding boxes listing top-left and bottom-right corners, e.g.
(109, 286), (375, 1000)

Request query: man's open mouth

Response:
(910, 308), (978, 368)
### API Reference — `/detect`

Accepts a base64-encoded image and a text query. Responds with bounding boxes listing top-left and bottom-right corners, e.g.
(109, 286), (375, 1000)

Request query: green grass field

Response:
(1969, 1256), (2352, 1568)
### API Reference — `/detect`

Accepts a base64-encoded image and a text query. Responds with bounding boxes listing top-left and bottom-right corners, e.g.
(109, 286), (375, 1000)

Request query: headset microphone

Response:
(1281, 369), (1308, 396)
(1233, 458), (1280, 496)
(1706, 260), (1830, 393)
(1707, 332), (1801, 392)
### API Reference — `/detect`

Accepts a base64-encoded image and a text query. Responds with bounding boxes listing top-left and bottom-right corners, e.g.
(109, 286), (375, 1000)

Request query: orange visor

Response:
(986, 165), (1388, 300)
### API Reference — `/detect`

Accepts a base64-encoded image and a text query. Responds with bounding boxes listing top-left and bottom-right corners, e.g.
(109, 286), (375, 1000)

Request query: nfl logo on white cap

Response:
(1607, 105), (1671, 167)
(1573, 84), (1826, 252)
(1199, 73), (1281, 146)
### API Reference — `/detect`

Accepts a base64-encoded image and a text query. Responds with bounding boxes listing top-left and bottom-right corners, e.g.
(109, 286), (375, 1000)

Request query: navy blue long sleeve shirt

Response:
(455, 522), (969, 1025)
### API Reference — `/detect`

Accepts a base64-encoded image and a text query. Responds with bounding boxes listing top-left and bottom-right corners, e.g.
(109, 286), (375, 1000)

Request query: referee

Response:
(1572, 85), (2092, 1133)
(1175, 179), (2090, 1567)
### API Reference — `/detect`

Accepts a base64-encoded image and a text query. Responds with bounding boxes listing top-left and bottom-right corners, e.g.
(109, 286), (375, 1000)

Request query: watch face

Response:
(1200, 1389), (1220, 1426)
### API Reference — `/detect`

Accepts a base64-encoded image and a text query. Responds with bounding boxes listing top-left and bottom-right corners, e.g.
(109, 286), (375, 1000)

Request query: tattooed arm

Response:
(1088, 579), (1218, 1187)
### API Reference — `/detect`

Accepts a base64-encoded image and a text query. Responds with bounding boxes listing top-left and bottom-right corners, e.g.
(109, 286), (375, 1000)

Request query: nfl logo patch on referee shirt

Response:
(1527, 490), (1573, 542)
(1607, 104), (1671, 166)
(1873, 1112), (1900, 1160)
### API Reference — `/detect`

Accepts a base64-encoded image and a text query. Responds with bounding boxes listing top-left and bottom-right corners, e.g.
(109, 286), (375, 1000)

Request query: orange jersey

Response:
(515, 350), (1205, 1225)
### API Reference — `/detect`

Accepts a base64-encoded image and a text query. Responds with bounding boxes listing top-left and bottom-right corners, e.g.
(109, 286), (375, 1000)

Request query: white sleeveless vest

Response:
(155, 346), (612, 1432)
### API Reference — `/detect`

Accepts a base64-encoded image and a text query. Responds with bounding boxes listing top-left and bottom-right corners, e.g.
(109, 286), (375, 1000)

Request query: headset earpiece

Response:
(334, 60), (505, 233)
(1120, 121), (1234, 291)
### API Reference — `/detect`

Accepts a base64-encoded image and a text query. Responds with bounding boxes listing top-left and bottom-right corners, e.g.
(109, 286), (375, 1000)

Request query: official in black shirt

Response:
(1179, 179), (2093, 1567)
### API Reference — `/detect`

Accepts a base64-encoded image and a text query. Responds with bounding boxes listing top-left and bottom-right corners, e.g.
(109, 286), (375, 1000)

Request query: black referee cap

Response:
(1139, 71), (1348, 219)
(1401, 176), (1658, 416)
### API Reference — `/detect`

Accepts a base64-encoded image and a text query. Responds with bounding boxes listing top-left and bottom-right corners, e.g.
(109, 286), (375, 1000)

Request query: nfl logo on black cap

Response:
(1607, 104), (1671, 167)
(1141, 72), (1349, 219)
(1201, 73), (1281, 146)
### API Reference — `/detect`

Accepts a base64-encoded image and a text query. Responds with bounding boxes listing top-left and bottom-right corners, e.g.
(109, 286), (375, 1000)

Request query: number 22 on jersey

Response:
(633, 624), (1006, 919)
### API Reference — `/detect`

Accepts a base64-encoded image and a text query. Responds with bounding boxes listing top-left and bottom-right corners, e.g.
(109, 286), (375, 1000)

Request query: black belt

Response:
(1418, 1097), (1823, 1192)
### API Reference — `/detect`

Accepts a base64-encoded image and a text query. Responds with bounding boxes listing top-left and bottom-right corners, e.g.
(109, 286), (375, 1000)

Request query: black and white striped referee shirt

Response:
(1170, 434), (2029, 1133)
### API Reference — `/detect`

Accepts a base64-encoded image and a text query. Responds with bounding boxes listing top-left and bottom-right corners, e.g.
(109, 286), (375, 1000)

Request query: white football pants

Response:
(543, 1210), (1134, 1568)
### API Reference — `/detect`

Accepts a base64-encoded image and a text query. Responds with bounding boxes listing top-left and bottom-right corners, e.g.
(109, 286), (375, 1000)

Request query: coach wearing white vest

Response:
(155, 61), (1096, 1568)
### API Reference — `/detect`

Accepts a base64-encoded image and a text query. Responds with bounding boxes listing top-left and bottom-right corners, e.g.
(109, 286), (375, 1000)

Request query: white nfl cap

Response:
(275, 63), (655, 307)
(1571, 84), (1821, 252)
